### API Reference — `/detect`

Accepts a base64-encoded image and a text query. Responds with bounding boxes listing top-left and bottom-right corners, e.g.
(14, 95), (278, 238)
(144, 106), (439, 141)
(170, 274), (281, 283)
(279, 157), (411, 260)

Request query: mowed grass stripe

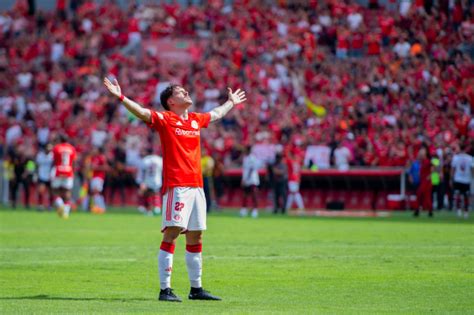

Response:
(0, 208), (473, 314)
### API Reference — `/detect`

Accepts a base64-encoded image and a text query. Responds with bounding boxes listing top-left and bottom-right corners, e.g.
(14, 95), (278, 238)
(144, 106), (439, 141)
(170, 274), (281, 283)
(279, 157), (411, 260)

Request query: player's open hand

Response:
(103, 77), (122, 98)
(228, 88), (247, 106)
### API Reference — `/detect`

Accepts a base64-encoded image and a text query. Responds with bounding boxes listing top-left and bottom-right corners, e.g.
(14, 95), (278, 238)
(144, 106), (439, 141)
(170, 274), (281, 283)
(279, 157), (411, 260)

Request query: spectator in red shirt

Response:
(1, 0), (472, 191)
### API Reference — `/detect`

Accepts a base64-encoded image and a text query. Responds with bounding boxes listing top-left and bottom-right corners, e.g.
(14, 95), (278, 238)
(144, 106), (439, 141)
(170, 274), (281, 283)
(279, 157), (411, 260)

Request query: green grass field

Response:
(0, 207), (473, 314)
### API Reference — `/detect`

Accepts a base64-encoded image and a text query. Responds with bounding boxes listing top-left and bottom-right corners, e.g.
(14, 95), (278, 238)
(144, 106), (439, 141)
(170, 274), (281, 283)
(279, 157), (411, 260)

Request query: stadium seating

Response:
(1, 0), (473, 210)
(2, 0), (472, 166)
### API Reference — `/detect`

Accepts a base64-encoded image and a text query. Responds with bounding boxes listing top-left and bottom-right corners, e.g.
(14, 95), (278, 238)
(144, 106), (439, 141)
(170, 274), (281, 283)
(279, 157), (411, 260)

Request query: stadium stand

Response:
(0, 0), (473, 209)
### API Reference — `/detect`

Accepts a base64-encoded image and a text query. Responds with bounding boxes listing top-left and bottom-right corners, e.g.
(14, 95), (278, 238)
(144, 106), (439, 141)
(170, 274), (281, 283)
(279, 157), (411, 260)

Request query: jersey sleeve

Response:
(195, 112), (211, 129)
(147, 110), (167, 131)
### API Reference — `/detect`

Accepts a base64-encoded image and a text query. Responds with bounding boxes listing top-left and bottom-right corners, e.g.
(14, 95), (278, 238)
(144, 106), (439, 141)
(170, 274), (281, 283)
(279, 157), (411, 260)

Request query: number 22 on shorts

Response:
(174, 202), (184, 211)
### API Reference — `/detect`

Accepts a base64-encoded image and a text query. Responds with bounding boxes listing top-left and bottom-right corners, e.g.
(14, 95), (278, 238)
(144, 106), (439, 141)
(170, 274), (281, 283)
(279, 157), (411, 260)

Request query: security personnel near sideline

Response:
(431, 156), (443, 211)
(270, 153), (288, 214)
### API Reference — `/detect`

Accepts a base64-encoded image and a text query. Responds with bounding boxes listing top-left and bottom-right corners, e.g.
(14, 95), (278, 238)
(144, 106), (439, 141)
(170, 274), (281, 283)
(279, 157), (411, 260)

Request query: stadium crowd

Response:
(0, 0), (473, 210)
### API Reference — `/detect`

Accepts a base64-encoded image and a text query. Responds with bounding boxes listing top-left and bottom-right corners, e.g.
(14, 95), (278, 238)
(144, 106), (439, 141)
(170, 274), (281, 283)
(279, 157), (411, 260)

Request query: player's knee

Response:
(185, 231), (202, 245)
(162, 227), (181, 243)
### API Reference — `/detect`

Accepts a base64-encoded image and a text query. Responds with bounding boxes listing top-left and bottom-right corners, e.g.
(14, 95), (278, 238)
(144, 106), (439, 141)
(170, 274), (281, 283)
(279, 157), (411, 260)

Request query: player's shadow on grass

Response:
(0, 295), (152, 302)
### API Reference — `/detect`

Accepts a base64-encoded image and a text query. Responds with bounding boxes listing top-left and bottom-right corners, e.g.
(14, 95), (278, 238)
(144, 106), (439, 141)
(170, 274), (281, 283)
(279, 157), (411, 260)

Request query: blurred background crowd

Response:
(0, 0), (473, 209)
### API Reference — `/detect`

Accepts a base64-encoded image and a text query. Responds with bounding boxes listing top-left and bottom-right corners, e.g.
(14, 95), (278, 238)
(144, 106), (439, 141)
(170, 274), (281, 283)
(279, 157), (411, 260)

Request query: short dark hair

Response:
(160, 84), (179, 111)
(58, 134), (69, 143)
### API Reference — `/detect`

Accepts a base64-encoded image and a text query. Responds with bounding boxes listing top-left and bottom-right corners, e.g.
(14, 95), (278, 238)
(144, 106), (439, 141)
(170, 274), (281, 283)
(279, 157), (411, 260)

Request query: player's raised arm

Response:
(103, 78), (151, 123)
(209, 88), (247, 122)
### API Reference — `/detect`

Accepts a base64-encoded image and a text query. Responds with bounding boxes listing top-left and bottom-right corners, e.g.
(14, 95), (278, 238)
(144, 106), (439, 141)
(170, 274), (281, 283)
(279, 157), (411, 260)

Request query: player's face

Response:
(171, 86), (193, 108)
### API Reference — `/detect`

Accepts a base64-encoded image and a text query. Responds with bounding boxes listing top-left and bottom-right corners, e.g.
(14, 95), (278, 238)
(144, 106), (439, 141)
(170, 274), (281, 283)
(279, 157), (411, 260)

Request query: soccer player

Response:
(51, 135), (77, 219)
(8, 144), (31, 209)
(270, 153), (288, 214)
(89, 147), (108, 213)
(135, 149), (148, 214)
(414, 147), (433, 217)
(35, 143), (54, 211)
(451, 143), (474, 219)
(240, 145), (260, 218)
(104, 77), (246, 302)
(285, 151), (305, 212)
(136, 148), (163, 216)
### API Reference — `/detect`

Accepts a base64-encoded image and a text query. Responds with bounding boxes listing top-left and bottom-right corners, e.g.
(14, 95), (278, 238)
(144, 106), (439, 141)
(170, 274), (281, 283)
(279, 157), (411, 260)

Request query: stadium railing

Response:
(11, 168), (408, 211)
(219, 168), (406, 210)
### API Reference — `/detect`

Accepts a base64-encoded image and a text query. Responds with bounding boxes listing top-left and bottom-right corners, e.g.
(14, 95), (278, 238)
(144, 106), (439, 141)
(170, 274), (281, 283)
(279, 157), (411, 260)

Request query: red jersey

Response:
(53, 143), (76, 178)
(147, 111), (211, 191)
(287, 158), (302, 183)
(419, 158), (431, 184)
(91, 154), (107, 180)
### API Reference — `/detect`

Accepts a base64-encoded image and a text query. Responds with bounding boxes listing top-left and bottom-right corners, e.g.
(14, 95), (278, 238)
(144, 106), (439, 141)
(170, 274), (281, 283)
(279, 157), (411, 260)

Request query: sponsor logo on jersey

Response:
(175, 128), (200, 136)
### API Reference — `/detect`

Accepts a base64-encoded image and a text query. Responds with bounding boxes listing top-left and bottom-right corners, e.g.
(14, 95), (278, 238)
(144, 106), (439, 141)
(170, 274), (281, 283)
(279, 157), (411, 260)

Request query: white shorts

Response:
(90, 177), (104, 192)
(51, 176), (74, 190)
(162, 187), (206, 232)
(288, 181), (300, 193)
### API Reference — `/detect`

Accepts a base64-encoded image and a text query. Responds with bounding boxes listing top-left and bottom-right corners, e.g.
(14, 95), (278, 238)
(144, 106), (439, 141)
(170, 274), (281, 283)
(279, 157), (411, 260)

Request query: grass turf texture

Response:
(0, 207), (473, 314)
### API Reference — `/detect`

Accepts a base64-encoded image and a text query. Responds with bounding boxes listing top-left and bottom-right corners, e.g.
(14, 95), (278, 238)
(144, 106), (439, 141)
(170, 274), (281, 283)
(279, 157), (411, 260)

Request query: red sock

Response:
(160, 242), (175, 254)
(186, 244), (202, 253)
